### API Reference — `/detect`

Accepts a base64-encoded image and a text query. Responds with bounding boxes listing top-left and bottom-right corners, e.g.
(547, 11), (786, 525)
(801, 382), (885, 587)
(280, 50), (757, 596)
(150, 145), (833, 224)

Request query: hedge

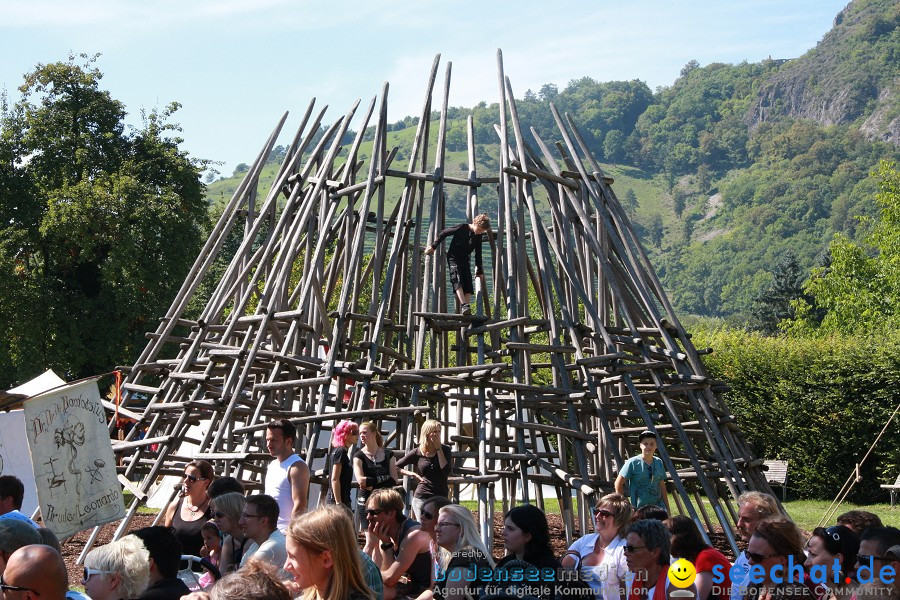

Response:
(691, 326), (900, 502)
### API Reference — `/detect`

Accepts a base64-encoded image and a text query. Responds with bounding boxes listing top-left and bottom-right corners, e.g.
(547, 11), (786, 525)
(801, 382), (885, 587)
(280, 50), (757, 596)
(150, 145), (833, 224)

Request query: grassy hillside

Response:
(205, 121), (673, 232)
(205, 0), (900, 325)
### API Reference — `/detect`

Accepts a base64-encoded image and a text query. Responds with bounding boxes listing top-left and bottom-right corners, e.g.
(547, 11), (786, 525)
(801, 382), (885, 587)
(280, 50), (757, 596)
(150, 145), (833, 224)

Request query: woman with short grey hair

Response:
(82, 534), (150, 600)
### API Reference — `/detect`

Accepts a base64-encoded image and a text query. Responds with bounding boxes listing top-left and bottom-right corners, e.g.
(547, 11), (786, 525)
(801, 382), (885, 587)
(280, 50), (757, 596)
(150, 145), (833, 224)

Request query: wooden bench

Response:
(763, 460), (789, 501)
(881, 474), (900, 507)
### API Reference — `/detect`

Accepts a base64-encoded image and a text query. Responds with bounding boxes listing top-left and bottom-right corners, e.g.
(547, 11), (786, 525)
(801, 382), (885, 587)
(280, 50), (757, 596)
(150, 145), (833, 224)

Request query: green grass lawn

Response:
(461, 498), (899, 533)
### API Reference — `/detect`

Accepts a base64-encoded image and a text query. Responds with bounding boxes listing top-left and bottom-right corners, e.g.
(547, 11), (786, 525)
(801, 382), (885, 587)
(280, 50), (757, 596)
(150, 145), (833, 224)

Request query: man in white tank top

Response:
(263, 419), (310, 532)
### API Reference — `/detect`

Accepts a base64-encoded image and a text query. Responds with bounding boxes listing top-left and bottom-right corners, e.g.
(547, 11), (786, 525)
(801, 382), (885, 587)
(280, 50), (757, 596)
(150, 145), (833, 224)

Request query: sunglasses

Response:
(183, 474), (206, 483)
(421, 511), (435, 520)
(83, 567), (115, 583)
(435, 522), (460, 529)
(366, 508), (383, 516)
(240, 513), (263, 520)
(594, 508), (614, 518)
(856, 554), (886, 565)
(1, 574), (41, 594)
(623, 544), (646, 553)
(746, 551), (775, 563)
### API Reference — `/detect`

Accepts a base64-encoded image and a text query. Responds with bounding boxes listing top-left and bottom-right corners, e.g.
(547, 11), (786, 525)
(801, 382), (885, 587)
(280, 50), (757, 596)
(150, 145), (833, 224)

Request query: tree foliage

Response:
(0, 54), (209, 386)
(785, 161), (900, 334)
(748, 252), (813, 334)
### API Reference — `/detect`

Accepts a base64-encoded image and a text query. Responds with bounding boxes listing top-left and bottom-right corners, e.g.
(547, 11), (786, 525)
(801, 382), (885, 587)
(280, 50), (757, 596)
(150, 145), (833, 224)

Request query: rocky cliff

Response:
(749, 0), (900, 145)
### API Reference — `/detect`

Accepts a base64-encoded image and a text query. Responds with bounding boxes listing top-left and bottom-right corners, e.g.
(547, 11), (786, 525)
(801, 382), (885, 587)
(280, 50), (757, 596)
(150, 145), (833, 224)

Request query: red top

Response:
(695, 547), (733, 600)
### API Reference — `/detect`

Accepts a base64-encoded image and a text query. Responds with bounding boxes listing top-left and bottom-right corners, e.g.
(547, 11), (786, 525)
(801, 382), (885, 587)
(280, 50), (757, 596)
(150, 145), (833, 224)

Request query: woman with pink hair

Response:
(326, 420), (359, 510)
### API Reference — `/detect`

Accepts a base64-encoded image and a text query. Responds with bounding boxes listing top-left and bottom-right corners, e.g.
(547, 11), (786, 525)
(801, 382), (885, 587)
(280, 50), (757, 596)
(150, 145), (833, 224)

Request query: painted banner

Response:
(23, 378), (125, 538)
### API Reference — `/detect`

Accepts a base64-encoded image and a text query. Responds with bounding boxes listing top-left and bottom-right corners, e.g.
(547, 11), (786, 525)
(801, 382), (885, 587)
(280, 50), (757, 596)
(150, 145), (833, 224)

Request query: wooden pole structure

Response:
(88, 51), (778, 562)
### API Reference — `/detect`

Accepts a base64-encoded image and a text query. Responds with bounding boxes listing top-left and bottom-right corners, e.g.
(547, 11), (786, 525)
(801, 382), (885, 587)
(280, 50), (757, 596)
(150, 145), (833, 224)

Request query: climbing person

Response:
(424, 213), (490, 315)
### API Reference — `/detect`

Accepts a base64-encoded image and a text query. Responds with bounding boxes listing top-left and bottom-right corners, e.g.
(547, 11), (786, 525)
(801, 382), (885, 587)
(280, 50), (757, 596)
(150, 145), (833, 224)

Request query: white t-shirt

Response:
(240, 529), (289, 579)
(264, 454), (304, 532)
(567, 533), (628, 600)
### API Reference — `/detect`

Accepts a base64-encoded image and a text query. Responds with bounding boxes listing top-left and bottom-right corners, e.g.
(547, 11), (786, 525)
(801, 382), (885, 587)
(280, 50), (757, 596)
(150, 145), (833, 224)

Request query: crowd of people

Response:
(0, 426), (897, 600)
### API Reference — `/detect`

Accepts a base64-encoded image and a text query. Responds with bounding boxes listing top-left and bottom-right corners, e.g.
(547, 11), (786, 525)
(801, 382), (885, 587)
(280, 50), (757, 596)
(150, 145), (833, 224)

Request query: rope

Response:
(814, 399), (900, 530)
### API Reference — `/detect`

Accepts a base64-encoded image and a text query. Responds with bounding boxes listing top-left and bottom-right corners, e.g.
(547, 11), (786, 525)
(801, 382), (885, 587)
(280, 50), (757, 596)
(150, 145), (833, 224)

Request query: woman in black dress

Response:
(163, 459), (214, 557)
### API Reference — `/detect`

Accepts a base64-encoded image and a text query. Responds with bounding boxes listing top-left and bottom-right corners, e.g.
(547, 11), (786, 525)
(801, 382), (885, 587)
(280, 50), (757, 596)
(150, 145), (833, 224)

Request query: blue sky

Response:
(0, 0), (849, 178)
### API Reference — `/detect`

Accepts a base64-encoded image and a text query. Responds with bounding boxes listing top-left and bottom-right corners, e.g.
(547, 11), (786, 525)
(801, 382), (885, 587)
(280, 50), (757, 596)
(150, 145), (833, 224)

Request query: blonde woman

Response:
(211, 492), (258, 574)
(284, 505), (375, 600)
(82, 534), (150, 600)
(397, 419), (452, 521)
(353, 421), (398, 529)
(562, 492), (632, 600)
(433, 504), (494, 600)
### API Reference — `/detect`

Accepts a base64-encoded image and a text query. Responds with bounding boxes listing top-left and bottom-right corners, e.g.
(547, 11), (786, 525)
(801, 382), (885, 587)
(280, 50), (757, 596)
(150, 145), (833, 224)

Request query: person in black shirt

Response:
(132, 526), (191, 600)
(327, 420), (359, 510)
(397, 419), (452, 521)
(424, 214), (490, 315)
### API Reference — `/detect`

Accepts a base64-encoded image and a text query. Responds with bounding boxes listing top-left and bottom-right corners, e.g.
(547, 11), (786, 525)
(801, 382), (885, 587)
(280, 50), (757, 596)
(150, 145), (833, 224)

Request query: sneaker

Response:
(461, 303), (471, 315)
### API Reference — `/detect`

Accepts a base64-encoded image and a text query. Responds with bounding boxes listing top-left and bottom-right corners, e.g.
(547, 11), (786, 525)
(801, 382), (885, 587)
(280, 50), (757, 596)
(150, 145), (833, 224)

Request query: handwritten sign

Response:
(23, 378), (124, 538)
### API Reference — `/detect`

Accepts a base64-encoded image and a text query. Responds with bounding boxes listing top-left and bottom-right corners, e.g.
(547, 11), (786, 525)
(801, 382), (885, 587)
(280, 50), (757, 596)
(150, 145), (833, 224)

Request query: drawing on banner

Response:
(24, 379), (125, 538)
(86, 459), (106, 483)
(54, 415), (86, 496)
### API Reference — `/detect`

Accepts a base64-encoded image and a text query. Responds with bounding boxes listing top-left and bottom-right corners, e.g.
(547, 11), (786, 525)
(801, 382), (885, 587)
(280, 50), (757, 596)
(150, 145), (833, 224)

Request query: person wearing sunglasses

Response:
(210, 492), (258, 575)
(434, 504), (494, 600)
(624, 519), (694, 600)
(562, 493), (633, 600)
(353, 421), (398, 535)
(804, 525), (859, 600)
(326, 420), (359, 510)
(81, 535), (150, 600)
(418, 496), (452, 582)
(666, 515), (732, 600)
(363, 488), (432, 600)
(2, 544), (69, 600)
(855, 527), (900, 600)
(744, 516), (814, 600)
(162, 460), (215, 558)
(731, 492), (780, 600)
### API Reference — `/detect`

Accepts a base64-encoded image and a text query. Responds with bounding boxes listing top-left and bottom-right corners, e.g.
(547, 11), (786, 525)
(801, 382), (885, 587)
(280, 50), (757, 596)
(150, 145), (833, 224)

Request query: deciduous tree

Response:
(0, 54), (209, 387)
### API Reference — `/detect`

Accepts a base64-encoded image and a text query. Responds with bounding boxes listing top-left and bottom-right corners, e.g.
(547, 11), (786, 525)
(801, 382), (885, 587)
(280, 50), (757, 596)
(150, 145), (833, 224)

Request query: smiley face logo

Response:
(668, 558), (696, 588)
